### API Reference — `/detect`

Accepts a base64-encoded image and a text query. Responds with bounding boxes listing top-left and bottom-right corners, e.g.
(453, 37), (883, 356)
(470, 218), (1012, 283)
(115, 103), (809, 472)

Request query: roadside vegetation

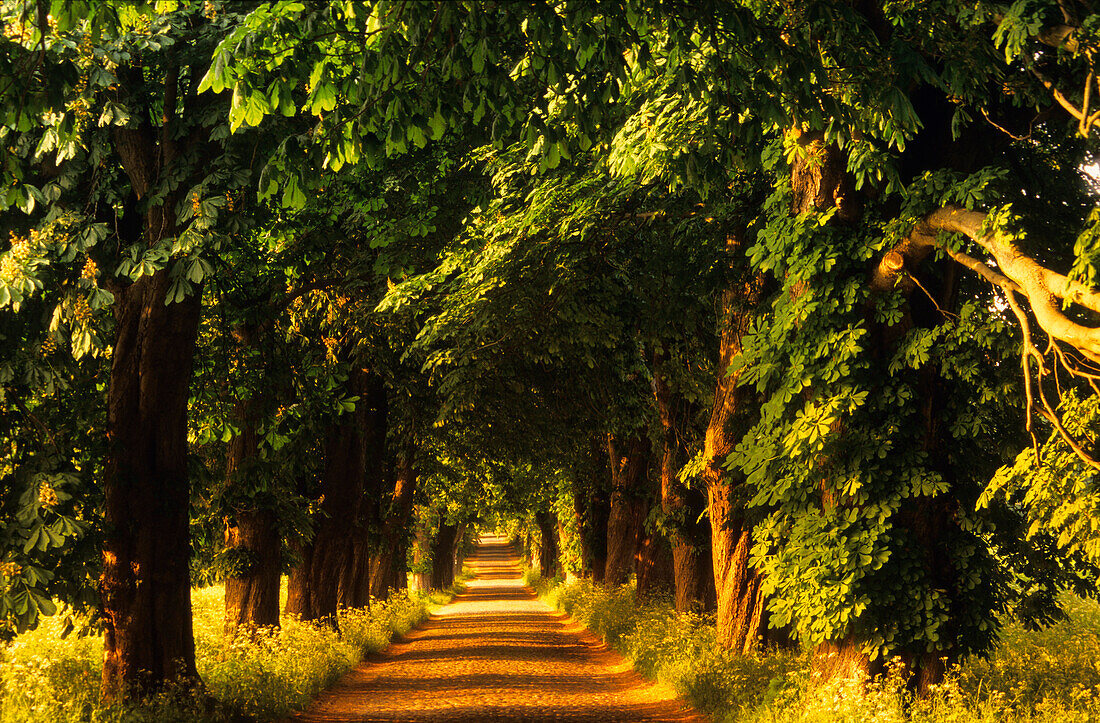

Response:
(0, 583), (456, 722)
(5, 1), (1100, 720)
(527, 570), (1100, 723)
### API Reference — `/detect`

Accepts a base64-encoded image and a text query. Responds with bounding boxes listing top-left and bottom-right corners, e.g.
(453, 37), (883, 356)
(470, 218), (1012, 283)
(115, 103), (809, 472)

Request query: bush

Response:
(0, 582), (441, 722)
(527, 570), (1100, 723)
(529, 570), (802, 719)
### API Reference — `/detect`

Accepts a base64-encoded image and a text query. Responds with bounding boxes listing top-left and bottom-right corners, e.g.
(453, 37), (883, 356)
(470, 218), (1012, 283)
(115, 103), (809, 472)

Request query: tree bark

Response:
(453, 523), (468, 580)
(788, 128), (860, 221)
(98, 67), (217, 700)
(284, 540), (313, 619)
(408, 514), (432, 593)
(338, 373), (387, 609)
(369, 451), (417, 598)
(585, 437), (611, 582)
(635, 526), (674, 598)
(652, 348), (714, 612)
(604, 434), (650, 586)
(100, 270), (202, 698)
(288, 369), (385, 623)
(791, 128), (874, 676)
(534, 510), (559, 578)
(702, 241), (768, 653)
(431, 521), (458, 590)
(222, 327), (281, 637)
(223, 509), (280, 636)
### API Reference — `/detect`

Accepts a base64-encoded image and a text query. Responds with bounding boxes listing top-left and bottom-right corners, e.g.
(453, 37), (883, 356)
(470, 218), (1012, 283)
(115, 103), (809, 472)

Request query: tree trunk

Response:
(222, 328), (281, 636)
(652, 348), (714, 612)
(584, 439), (611, 582)
(338, 537), (372, 610)
(285, 540), (313, 619)
(431, 521), (458, 590)
(635, 527), (675, 598)
(223, 508), (281, 636)
(604, 434), (649, 586)
(534, 510), (559, 578)
(369, 451), (417, 598)
(788, 128), (861, 221)
(291, 369), (384, 622)
(100, 271), (202, 698)
(813, 637), (872, 686)
(338, 373), (387, 609)
(453, 523), (468, 580)
(392, 545), (408, 591)
(702, 241), (768, 653)
(98, 74), (218, 699)
(408, 514), (432, 593)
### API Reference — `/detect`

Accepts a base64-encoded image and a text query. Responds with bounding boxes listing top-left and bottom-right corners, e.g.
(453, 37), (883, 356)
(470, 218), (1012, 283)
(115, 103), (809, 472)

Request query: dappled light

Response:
(289, 535), (704, 722)
(3, 1), (1100, 721)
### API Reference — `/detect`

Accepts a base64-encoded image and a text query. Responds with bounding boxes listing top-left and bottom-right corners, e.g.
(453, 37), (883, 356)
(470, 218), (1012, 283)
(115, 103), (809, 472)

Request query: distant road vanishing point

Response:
(284, 533), (708, 722)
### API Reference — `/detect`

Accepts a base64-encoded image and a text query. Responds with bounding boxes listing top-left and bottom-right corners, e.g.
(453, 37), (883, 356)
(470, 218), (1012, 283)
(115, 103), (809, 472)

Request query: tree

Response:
(0, 0), (286, 696)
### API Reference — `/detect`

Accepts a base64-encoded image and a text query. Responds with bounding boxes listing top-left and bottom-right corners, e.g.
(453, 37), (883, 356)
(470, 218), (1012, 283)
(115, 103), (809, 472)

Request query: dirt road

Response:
(285, 534), (707, 722)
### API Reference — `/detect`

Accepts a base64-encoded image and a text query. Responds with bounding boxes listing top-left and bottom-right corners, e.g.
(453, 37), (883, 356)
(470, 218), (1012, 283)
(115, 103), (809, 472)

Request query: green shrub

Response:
(529, 569), (1100, 723)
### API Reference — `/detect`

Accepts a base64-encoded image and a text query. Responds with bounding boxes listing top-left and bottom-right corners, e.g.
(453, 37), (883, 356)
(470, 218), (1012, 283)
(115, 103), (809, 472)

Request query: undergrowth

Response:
(524, 569), (1100, 723)
(0, 582), (455, 722)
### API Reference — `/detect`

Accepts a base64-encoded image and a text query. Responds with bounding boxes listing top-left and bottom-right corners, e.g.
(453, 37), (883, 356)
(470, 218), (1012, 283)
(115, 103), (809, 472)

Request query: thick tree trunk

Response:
(290, 369), (385, 622)
(652, 349), (714, 612)
(339, 374), (387, 609)
(604, 434), (649, 586)
(534, 510), (559, 578)
(338, 537), (372, 610)
(223, 508), (281, 636)
(635, 527), (674, 598)
(408, 515), (432, 593)
(98, 76), (219, 699)
(707, 483), (765, 653)
(702, 245), (768, 653)
(431, 522), (458, 590)
(788, 128), (861, 221)
(583, 436), (611, 582)
(100, 271), (202, 698)
(285, 540), (313, 619)
(391, 544), (408, 591)
(813, 637), (872, 686)
(222, 329), (281, 636)
(369, 452), (417, 598)
(568, 489), (592, 577)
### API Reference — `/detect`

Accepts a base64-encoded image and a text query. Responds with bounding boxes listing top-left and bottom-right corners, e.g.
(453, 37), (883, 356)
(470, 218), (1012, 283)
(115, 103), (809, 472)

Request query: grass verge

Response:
(0, 582), (459, 722)
(524, 570), (1100, 723)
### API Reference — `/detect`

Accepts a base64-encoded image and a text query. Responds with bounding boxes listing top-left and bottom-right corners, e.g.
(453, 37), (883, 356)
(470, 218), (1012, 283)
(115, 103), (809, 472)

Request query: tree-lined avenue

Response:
(286, 535), (706, 723)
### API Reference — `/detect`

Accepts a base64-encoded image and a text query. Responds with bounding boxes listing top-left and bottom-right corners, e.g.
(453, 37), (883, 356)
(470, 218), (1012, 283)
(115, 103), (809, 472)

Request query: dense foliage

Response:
(1, 0), (1100, 716)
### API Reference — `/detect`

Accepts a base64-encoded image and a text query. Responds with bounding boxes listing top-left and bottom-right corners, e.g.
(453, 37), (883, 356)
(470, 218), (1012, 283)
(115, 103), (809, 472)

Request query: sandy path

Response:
(284, 534), (708, 722)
